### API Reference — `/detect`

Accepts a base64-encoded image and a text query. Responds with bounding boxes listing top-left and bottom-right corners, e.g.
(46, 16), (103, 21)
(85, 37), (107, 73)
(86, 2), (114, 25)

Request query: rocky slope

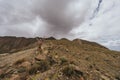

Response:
(0, 36), (37, 54)
(0, 37), (120, 80)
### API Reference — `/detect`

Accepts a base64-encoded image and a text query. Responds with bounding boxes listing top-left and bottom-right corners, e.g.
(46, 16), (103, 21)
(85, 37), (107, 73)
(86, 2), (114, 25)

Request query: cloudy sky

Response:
(0, 0), (120, 51)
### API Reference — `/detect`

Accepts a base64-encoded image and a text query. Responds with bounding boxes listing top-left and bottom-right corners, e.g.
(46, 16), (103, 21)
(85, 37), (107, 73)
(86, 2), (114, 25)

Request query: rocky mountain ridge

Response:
(0, 36), (120, 80)
(0, 36), (107, 54)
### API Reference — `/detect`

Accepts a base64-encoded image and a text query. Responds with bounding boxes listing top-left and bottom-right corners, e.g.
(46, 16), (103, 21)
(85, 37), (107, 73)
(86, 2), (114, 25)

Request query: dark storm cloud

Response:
(0, 0), (90, 37)
(32, 0), (90, 36)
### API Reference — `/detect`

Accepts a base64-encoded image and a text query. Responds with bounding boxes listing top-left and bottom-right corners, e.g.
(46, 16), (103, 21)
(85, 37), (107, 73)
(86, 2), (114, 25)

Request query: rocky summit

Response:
(0, 36), (120, 80)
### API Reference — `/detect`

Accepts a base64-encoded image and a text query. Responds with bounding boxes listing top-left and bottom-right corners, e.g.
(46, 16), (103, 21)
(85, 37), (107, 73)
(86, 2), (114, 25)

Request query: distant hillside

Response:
(0, 36), (120, 80)
(0, 36), (36, 54)
(0, 36), (107, 54)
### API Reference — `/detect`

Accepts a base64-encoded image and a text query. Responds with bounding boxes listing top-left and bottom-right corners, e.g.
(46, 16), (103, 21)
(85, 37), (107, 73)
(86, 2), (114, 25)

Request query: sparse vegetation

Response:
(29, 60), (50, 75)
(17, 67), (27, 73)
(62, 65), (83, 77)
(37, 60), (50, 72)
(0, 73), (6, 79)
(47, 55), (56, 65)
(60, 57), (68, 65)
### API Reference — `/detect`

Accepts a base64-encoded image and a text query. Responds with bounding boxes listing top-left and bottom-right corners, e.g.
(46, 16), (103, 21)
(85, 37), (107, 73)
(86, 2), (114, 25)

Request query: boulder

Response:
(35, 55), (46, 61)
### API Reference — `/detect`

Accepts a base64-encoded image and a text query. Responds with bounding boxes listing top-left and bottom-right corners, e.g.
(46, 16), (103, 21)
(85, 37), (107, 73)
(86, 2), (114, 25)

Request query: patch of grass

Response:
(60, 57), (68, 65)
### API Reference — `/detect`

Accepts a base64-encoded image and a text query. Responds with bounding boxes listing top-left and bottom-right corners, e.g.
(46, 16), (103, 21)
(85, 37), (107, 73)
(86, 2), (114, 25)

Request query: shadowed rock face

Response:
(0, 36), (56, 54)
(0, 36), (36, 54)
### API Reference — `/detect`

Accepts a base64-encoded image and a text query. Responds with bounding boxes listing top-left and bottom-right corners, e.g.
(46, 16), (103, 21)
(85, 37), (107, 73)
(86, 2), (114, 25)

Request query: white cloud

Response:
(0, 0), (120, 51)
(72, 0), (120, 50)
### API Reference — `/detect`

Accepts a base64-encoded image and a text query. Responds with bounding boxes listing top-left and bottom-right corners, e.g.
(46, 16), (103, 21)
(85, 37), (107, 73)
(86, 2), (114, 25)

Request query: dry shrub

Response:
(0, 73), (5, 79)
(47, 55), (56, 65)
(60, 57), (68, 65)
(62, 66), (83, 77)
(37, 60), (50, 72)
(28, 60), (50, 75)
(17, 67), (27, 73)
